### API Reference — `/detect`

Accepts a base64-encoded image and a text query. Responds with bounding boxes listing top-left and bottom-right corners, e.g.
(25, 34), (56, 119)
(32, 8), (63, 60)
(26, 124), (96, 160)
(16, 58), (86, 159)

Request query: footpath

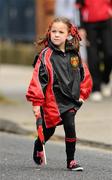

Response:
(0, 64), (112, 150)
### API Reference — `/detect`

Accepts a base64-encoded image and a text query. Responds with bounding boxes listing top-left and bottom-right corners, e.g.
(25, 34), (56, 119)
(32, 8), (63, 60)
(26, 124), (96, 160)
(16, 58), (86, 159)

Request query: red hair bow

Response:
(71, 25), (81, 41)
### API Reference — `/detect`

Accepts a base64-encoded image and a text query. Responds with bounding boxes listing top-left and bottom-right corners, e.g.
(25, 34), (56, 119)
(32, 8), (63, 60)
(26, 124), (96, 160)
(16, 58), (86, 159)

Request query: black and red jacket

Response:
(76, 0), (112, 23)
(26, 41), (92, 128)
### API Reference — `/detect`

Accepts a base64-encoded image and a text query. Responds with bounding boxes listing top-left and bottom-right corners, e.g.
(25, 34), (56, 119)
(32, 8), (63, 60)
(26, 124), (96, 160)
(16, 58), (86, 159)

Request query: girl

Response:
(26, 17), (92, 171)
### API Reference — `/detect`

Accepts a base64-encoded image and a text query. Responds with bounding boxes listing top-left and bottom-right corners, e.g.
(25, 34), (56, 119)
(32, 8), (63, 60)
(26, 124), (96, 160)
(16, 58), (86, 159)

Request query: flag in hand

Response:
(36, 117), (47, 164)
(36, 117), (45, 144)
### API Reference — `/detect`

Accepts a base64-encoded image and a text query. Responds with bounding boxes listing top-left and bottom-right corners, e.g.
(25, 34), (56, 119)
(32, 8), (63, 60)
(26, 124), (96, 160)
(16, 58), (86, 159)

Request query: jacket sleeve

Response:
(26, 54), (48, 106)
(109, 1), (112, 16)
(80, 62), (93, 100)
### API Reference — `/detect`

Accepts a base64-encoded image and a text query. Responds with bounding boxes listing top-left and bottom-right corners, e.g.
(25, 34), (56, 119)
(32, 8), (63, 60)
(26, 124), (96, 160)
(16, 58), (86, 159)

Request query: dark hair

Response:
(35, 17), (81, 52)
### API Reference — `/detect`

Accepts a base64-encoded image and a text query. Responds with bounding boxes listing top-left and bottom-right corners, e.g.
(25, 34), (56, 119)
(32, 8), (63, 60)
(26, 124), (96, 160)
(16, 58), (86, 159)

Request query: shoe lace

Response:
(37, 151), (44, 165)
(37, 151), (44, 158)
(69, 160), (77, 168)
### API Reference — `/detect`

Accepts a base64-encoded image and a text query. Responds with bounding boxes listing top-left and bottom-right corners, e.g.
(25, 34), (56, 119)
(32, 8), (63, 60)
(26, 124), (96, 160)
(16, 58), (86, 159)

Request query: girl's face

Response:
(50, 22), (69, 51)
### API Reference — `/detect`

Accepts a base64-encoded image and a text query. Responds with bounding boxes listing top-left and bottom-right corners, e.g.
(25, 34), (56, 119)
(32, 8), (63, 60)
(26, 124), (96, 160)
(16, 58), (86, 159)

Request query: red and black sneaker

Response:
(33, 150), (44, 165)
(67, 160), (83, 171)
(33, 139), (44, 165)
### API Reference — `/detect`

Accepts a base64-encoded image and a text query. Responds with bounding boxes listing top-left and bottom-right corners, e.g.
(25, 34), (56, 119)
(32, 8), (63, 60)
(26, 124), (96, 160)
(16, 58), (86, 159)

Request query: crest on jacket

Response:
(70, 56), (79, 69)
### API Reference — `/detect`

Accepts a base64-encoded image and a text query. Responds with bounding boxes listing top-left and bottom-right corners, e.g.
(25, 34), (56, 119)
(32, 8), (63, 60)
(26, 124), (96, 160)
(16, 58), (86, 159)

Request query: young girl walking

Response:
(26, 17), (92, 171)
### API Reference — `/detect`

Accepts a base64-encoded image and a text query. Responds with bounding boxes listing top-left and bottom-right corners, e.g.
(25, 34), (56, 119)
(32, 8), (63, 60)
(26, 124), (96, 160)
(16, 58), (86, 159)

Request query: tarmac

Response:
(0, 64), (112, 150)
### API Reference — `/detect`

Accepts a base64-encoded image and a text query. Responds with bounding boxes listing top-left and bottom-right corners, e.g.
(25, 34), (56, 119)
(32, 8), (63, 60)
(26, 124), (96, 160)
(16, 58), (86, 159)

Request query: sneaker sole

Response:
(67, 167), (84, 171)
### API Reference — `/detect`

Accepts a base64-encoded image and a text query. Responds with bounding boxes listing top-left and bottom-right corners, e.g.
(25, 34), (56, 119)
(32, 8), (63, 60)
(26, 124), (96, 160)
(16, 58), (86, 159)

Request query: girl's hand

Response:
(79, 29), (87, 40)
(79, 98), (84, 103)
(32, 106), (41, 118)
